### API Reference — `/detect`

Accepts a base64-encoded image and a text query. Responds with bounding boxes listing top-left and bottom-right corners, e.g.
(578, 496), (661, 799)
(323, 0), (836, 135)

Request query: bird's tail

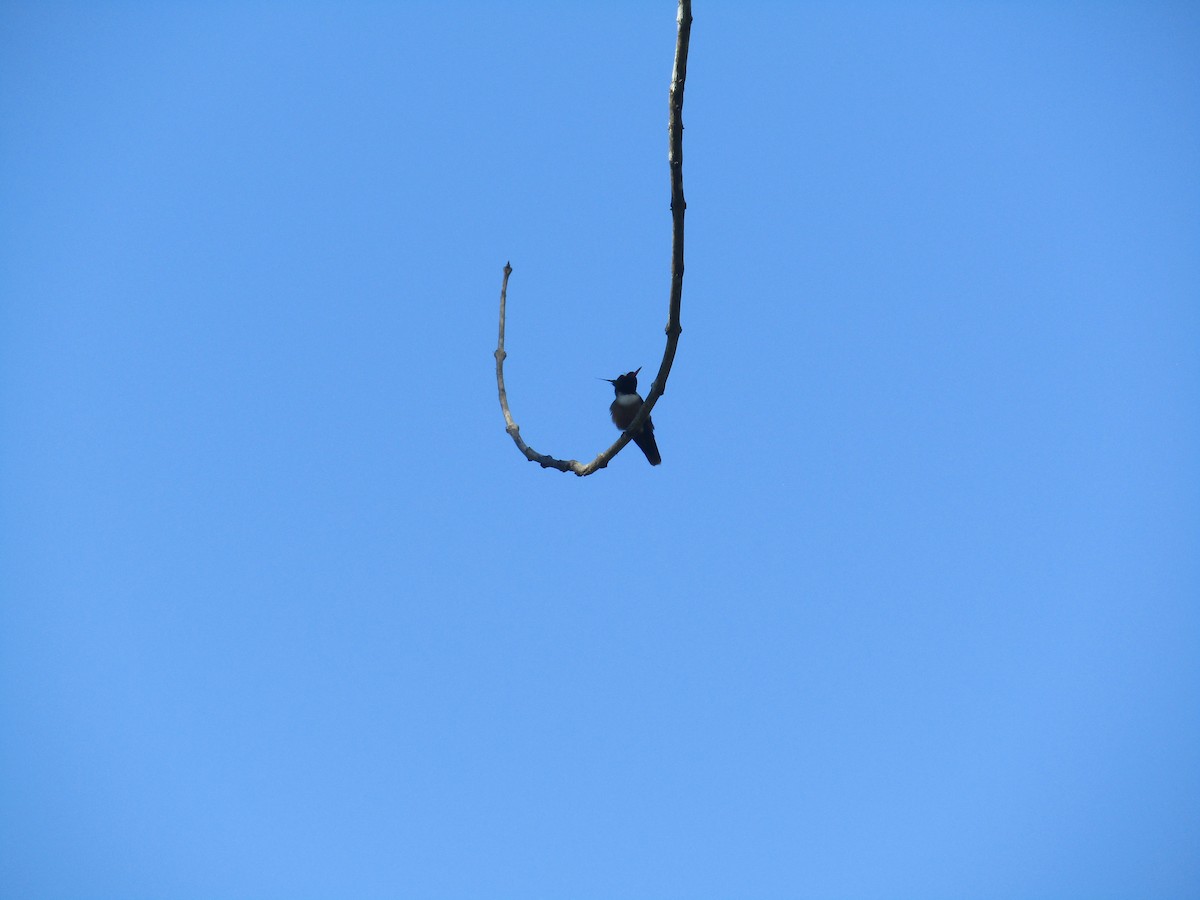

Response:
(633, 429), (662, 466)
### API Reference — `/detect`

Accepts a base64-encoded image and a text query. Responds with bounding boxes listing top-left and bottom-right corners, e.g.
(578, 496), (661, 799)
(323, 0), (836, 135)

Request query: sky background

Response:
(2, 2), (1198, 897)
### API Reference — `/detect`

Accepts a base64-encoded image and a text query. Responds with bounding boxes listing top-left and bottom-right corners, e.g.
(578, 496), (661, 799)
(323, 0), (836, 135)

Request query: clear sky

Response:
(2, 2), (1197, 897)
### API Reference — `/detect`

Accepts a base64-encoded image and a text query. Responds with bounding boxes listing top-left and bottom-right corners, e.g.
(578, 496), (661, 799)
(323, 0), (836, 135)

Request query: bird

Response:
(604, 367), (661, 466)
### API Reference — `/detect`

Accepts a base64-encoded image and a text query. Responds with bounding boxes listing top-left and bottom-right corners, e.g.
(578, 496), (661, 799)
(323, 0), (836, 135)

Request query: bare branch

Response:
(495, 0), (692, 477)
(493, 263), (583, 473)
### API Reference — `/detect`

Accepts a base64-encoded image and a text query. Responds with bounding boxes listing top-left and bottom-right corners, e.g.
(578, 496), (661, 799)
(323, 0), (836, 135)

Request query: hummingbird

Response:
(604, 367), (661, 466)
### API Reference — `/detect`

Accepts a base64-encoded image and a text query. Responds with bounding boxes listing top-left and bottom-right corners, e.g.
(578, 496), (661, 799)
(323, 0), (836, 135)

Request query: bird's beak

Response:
(633, 367), (642, 376)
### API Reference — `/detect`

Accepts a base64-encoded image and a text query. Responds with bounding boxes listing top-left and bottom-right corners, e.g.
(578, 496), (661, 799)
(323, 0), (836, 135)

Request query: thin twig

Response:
(494, 263), (578, 473)
(495, 0), (692, 477)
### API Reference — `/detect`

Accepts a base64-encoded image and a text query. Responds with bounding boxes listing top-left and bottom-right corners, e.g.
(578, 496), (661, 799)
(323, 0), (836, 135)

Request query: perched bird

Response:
(604, 367), (661, 466)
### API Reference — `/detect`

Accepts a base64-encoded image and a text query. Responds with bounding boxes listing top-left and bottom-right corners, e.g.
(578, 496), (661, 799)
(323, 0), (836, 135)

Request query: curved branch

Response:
(493, 262), (581, 473)
(494, 0), (692, 477)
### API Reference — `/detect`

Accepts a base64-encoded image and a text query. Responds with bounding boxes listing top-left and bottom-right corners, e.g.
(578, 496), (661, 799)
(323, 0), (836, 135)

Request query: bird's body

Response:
(606, 368), (661, 466)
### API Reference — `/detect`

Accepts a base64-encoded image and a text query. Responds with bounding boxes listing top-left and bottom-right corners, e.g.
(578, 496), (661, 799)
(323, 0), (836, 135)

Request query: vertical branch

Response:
(494, 262), (516, 435)
(638, 0), (690, 418)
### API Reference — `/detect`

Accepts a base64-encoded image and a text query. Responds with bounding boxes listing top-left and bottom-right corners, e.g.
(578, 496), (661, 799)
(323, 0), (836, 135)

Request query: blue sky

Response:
(2, 2), (1197, 897)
